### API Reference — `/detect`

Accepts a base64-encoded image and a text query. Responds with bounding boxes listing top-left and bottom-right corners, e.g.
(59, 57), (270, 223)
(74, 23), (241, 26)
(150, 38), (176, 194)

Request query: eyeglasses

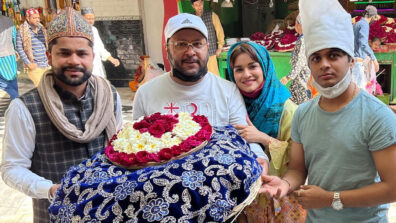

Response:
(167, 41), (207, 51)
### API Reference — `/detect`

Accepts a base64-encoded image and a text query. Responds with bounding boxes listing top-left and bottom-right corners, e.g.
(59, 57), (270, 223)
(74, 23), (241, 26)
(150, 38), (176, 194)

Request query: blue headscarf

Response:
(227, 41), (291, 138)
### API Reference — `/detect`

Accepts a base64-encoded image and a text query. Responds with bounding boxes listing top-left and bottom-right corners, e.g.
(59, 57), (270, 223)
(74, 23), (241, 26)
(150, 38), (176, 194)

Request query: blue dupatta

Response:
(227, 41), (291, 138)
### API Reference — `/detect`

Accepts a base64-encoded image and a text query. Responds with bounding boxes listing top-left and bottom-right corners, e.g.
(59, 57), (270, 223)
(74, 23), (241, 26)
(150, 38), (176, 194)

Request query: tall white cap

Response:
(300, 0), (354, 59)
(164, 13), (208, 42)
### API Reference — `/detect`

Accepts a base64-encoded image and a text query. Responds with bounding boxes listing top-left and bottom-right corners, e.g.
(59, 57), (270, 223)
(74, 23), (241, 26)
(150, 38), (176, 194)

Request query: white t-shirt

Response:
(133, 72), (268, 159)
(92, 26), (111, 78)
(292, 91), (396, 223)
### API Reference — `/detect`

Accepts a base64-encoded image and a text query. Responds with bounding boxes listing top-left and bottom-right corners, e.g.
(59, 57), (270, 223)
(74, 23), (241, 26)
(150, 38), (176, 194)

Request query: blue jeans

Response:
(0, 75), (18, 100)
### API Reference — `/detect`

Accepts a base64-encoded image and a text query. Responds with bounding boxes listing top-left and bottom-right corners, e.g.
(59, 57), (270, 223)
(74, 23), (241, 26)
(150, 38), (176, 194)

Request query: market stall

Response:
(214, 0), (396, 104)
(2, 0), (80, 28)
(218, 50), (396, 104)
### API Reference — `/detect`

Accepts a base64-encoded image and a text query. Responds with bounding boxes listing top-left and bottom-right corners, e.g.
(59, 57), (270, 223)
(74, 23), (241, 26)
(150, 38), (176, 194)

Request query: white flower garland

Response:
(112, 112), (201, 154)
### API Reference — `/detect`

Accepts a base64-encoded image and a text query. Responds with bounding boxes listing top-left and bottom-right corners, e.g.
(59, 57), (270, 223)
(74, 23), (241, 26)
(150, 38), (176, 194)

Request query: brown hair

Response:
(229, 43), (259, 69)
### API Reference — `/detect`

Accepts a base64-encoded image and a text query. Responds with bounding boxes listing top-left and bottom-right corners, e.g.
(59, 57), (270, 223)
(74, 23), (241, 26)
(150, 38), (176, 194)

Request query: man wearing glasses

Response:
(132, 13), (269, 173)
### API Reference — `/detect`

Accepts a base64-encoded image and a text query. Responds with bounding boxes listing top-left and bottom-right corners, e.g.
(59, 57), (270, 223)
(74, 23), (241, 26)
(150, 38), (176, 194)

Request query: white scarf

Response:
(37, 71), (117, 143)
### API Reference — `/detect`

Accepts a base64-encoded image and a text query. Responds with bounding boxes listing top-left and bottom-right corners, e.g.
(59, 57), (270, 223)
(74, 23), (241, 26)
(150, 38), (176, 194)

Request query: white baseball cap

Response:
(164, 13), (208, 41)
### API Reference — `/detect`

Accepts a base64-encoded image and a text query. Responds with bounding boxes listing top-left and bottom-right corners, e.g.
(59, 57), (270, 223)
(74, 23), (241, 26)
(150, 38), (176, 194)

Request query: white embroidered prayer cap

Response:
(300, 0), (354, 60)
(164, 13), (208, 41)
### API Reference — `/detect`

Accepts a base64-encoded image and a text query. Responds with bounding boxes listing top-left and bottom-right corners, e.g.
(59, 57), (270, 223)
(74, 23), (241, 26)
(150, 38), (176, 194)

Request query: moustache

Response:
(61, 66), (86, 73)
(182, 59), (200, 64)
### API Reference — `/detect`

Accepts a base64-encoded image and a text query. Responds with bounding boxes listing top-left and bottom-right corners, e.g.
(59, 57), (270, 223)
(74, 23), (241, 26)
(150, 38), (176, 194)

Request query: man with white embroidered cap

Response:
(81, 7), (120, 78)
(133, 13), (269, 173)
(258, 0), (396, 222)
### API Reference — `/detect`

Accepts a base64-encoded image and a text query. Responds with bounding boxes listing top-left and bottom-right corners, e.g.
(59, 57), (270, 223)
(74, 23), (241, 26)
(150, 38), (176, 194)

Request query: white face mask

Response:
(312, 68), (352, 99)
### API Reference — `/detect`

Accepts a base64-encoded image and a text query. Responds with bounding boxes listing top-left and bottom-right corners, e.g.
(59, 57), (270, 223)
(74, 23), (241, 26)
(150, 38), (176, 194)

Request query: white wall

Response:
(20, 0), (42, 8)
(20, 0), (140, 18)
(140, 0), (164, 65)
(81, 0), (140, 18)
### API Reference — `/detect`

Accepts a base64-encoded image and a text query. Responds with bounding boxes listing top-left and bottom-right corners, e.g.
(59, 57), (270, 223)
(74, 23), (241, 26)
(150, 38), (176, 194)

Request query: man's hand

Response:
(259, 175), (289, 199)
(27, 63), (38, 70)
(108, 57), (120, 67)
(50, 184), (61, 198)
(216, 48), (222, 57)
(233, 116), (270, 145)
(373, 59), (379, 73)
(294, 185), (332, 209)
(280, 76), (290, 85)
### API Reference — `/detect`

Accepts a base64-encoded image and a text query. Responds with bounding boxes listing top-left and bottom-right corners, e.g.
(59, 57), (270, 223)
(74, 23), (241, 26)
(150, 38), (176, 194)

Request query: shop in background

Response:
(1, 0), (80, 28)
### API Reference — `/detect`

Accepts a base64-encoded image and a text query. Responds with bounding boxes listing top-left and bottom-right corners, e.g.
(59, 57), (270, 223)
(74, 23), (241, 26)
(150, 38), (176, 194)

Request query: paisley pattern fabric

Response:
(244, 193), (306, 223)
(48, 126), (262, 223)
(287, 36), (311, 105)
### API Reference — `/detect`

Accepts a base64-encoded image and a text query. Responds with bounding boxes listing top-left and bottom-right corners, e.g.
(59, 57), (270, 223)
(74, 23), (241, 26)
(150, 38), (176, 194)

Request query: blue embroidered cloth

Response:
(48, 126), (262, 222)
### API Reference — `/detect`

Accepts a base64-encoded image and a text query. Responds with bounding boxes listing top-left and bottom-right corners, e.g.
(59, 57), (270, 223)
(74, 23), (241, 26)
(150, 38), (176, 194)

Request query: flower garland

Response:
(251, 31), (284, 50)
(105, 112), (212, 168)
(274, 33), (298, 52)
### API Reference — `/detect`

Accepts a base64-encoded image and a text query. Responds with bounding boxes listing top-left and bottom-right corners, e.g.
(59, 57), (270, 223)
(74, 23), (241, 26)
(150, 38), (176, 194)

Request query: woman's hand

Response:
(233, 116), (271, 145)
(294, 185), (332, 209)
(257, 157), (269, 175)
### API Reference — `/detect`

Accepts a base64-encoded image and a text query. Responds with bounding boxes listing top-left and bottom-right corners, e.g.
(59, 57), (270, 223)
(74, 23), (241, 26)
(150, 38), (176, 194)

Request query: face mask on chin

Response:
(312, 68), (352, 99)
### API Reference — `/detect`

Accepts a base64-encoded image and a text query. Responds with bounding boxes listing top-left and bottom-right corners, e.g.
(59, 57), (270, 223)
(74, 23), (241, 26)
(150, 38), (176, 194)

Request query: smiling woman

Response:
(226, 41), (306, 222)
(229, 45), (264, 94)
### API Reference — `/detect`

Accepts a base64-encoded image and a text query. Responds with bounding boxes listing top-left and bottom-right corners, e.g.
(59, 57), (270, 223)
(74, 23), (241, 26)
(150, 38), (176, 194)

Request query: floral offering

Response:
(105, 112), (212, 168)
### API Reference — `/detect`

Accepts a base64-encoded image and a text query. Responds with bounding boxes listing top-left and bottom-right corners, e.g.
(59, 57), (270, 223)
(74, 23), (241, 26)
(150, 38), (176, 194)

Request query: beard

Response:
(52, 65), (92, 86)
(168, 51), (209, 82)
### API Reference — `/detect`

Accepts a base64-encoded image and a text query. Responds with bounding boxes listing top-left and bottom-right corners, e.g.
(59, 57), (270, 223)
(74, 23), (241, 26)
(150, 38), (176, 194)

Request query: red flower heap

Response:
(274, 33), (298, 52)
(370, 20), (387, 41)
(251, 31), (284, 50)
(105, 112), (212, 168)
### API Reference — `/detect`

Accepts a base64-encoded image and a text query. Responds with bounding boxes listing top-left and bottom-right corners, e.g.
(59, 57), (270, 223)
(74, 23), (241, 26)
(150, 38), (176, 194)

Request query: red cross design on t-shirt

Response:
(164, 102), (180, 114)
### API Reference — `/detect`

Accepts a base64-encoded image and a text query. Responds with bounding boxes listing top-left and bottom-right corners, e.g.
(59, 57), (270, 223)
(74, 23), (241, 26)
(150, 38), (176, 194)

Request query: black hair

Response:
(229, 43), (260, 69)
(332, 48), (353, 62)
(371, 37), (382, 43)
(48, 38), (94, 53)
(309, 48), (353, 63)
